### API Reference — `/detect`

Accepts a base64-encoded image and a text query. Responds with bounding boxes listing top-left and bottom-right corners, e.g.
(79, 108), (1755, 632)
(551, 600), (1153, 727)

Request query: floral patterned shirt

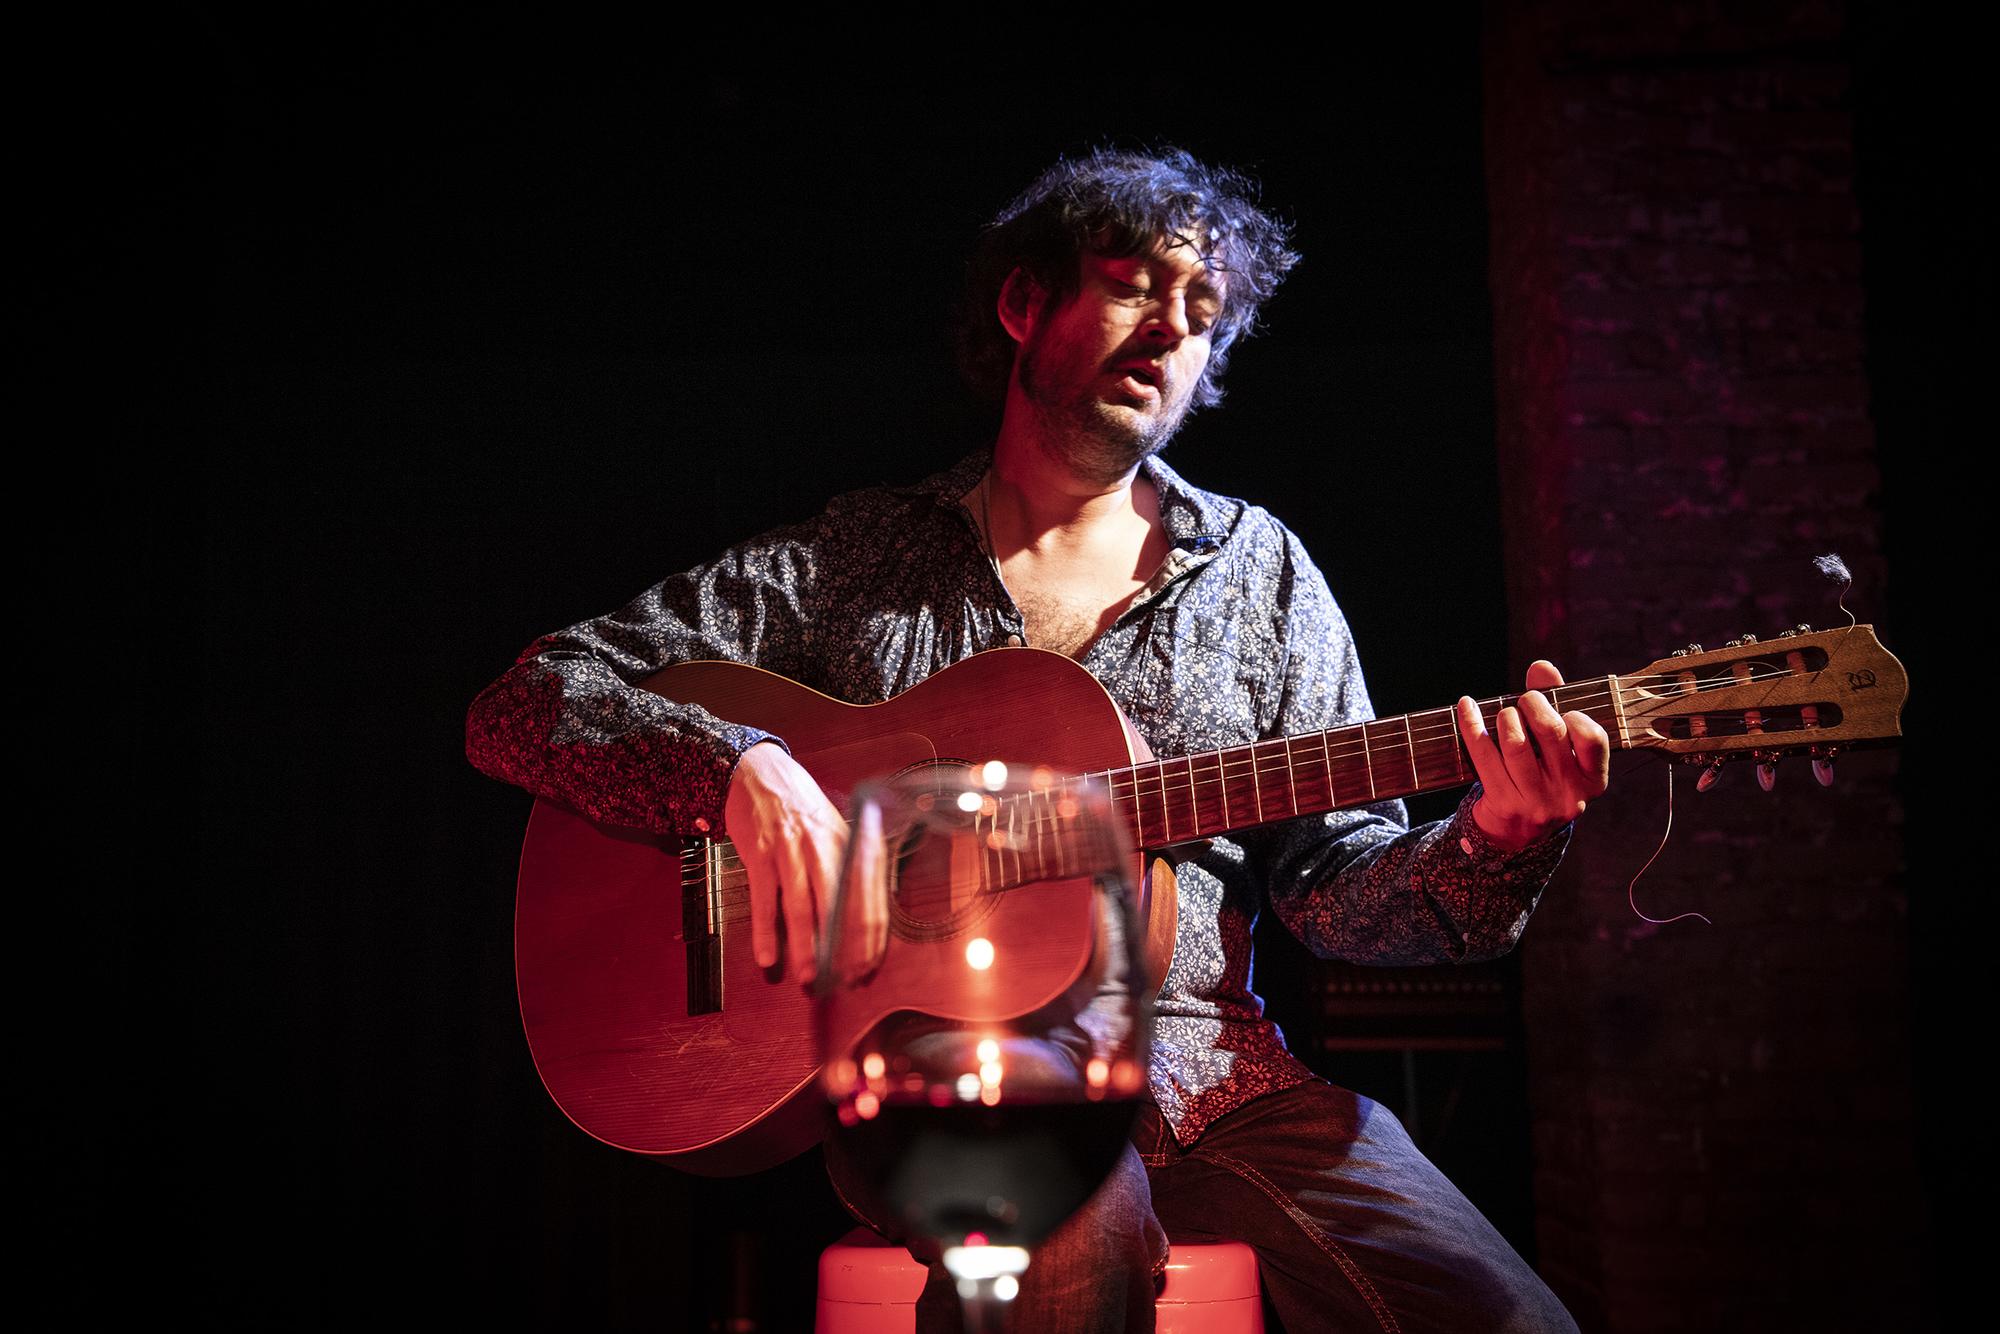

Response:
(467, 449), (1567, 1146)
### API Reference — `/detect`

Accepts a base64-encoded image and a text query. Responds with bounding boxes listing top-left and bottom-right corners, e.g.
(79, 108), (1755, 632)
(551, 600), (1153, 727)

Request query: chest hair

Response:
(1013, 585), (1123, 659)
(972, 473), (1169, 659)
(1003, 538), (1167, 659)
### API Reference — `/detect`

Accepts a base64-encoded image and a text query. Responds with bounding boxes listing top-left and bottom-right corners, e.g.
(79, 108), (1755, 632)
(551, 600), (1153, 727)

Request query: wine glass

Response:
(814, 761), (1150, 1332)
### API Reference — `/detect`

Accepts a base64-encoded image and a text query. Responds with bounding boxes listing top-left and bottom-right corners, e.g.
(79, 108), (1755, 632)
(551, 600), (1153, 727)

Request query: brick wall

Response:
(1482, 3), (1918, 1328)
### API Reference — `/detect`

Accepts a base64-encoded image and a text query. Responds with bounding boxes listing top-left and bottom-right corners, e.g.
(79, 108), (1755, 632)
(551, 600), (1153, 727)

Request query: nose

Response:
(1143, 292), (1191, 343)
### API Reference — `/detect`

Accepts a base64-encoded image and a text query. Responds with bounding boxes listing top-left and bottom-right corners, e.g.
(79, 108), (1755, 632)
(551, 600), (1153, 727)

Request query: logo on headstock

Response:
(1846, 670), (1878, 691)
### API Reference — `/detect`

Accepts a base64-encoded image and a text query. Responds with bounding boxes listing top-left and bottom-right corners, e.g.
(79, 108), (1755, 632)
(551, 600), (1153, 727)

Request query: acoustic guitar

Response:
(513, 626), (1906, 1174)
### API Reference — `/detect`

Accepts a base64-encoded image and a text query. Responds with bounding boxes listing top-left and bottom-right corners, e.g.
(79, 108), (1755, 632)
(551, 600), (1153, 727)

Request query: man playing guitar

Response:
(469, 148), (1608, 1333)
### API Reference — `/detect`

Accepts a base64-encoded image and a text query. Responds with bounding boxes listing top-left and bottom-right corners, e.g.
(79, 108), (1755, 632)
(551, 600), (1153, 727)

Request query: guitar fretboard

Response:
(1086, 678), (1622, 851)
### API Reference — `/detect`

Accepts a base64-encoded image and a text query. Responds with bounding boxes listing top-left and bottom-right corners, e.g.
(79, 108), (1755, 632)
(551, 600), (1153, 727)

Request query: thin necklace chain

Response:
(977, 469), (1007, 589)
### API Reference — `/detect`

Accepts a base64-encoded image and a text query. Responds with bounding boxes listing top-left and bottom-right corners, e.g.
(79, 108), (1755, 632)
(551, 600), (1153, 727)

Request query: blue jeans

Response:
(826, 1079), (1578, 1333)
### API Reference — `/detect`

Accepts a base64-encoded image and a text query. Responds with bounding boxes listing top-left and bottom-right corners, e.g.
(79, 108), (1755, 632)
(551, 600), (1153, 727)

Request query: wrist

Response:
(716, 736), (789, 834)
(1470, 795), (1553, 853)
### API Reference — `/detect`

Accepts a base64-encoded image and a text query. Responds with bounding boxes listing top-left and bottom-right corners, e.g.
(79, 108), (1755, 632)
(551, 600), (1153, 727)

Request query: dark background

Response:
(81, 6), (1955, 1330)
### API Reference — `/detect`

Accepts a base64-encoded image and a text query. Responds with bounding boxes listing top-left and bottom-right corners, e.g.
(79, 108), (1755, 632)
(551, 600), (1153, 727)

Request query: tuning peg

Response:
(1757, 760), (1777, 791)
(1672, 643), (1705, 658)
(1696, 760), (1726, 793)
(1812, 759), (1835, 787)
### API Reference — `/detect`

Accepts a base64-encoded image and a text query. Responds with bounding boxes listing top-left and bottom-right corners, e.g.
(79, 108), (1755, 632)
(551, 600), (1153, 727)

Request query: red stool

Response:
(816, 1228), (1263, 1332)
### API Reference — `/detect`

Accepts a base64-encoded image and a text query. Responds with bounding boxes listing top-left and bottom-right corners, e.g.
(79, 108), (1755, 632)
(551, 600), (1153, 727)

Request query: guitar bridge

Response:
(682, 840), (723, 1015)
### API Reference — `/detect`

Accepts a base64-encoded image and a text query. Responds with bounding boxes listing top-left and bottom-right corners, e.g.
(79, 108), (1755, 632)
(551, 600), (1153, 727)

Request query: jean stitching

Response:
(1202, 1148), (1405, 1334)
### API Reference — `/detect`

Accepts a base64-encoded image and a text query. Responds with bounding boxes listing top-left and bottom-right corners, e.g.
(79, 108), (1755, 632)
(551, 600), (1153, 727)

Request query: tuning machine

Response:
(1691, 755), (1727, 792)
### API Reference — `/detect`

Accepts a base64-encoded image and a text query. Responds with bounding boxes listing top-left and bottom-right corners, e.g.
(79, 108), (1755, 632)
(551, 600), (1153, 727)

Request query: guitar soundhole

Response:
(883, 760), (1001, 940)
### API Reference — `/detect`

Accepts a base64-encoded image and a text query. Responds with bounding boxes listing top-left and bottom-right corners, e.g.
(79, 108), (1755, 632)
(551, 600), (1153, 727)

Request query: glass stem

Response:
(955, 1277), (1013, 1334)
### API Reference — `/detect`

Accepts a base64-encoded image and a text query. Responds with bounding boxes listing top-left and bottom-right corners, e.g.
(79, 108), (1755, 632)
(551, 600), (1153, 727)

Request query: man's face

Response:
(1012, 236), (1224, 484)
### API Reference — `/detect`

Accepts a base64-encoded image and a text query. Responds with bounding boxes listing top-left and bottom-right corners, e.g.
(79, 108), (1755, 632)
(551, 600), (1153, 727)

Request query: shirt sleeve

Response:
(1252, 530), (1570, 965)
(464, 517), (821, 837)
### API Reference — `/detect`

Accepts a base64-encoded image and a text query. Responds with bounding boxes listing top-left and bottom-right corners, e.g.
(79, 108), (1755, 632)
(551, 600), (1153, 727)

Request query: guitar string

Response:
(692, 665), (1827, 850)
(691, 735), (1828, 928)
(682, 663), (1854, 915)
(697, 662), (1831, 885)
(682, 671), (1834, 864)
(688, 719), (1803, 930)
(1626, 760), (1712, 928)
(689, 701), (1818, 878)
(696, 663), (1824, 874)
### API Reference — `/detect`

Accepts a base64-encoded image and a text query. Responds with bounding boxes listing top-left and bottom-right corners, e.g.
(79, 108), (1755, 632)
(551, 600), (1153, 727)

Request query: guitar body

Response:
(514, 648), (1166, 1175)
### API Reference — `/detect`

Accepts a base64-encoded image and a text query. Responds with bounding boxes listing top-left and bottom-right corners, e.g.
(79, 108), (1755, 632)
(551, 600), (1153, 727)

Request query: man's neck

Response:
(986, 431), (1153, 558)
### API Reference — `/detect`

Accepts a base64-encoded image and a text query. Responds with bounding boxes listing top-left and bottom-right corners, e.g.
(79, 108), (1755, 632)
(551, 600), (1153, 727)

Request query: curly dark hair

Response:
(957, 147), (1300, 411)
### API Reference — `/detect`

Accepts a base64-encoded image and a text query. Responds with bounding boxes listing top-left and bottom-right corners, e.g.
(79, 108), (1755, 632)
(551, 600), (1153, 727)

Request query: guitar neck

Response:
(1092, 678), (1624, 849)
(712, 624), (1901, 867)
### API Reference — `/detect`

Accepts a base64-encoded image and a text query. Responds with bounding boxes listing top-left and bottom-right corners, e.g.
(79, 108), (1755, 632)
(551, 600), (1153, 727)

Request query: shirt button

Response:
(1005, 633), (1024, 647)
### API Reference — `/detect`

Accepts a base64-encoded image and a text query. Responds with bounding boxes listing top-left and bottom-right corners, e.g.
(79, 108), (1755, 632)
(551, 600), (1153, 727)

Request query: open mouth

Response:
(1115, 364), (1162, 397)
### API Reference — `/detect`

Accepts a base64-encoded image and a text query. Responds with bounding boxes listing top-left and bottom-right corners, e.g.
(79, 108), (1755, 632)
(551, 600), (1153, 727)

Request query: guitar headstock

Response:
(1616, 625), (1906, 774)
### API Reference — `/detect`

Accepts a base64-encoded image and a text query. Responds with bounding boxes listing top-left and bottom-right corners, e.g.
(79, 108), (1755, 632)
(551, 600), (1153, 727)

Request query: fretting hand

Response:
(1454, 659), (1611, 852)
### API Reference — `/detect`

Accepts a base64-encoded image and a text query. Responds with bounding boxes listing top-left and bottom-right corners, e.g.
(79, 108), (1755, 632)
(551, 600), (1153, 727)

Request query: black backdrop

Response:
(79, 9), (1964, 1331)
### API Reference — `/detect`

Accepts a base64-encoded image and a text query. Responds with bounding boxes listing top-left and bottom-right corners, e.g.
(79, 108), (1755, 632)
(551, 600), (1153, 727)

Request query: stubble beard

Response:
(1016, 335), (1194, 487)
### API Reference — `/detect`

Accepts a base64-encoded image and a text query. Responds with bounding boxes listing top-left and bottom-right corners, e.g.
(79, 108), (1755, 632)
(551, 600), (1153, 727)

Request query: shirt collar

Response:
(905, 449), (1239, 553)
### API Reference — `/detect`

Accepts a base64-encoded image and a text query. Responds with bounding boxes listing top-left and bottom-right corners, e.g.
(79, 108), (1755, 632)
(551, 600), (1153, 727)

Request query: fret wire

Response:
(1176, 756), (1192, 840)
(1249, 740), (1264, 823)
(978, 805), (992, 894)
(1312, 728), (1331, 809)
(1008, 789), (1022, 888)
(1048, 788), (1064, 880)
(1048, 783), (1065, 880)
(1452, 704), (1469, 781)
(1039, 787), (1054, 879)
(1130, 764), (1152, 849)
(1283, 735), (1299, 816)
(1051, 788), (1066, 879)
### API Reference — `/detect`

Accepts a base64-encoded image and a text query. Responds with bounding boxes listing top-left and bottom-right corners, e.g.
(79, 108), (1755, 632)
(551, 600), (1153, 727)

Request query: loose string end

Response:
(1626, 761), (1712, 928)
(1813, 552), (1858, 630)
